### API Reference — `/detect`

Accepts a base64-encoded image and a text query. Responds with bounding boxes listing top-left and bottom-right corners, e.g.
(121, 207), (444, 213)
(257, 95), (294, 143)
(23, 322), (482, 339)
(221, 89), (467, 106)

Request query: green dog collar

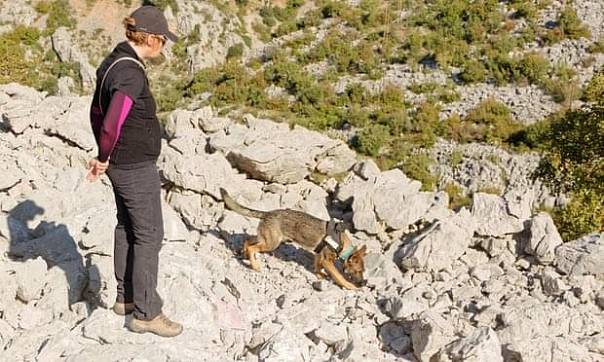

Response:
(339, 245), (355, 261)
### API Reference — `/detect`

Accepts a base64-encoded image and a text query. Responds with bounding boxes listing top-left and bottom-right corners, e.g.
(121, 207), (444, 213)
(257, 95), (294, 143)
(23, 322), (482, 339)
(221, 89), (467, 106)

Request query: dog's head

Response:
(342, 245), (367, 287)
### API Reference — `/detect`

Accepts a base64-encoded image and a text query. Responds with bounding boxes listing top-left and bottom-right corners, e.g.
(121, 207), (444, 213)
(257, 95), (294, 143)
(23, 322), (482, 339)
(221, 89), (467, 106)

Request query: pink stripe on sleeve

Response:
(98, 91), (134, 162)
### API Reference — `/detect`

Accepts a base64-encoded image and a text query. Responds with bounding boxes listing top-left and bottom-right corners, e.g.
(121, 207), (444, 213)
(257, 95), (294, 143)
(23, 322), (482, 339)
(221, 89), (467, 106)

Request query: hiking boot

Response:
(112, 302), (134, 316)
(128, 313), (183, 337)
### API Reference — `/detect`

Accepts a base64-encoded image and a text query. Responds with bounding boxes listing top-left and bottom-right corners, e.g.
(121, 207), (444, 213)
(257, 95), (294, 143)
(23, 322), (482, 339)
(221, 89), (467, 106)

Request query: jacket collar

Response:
(115, 41), (146, 68)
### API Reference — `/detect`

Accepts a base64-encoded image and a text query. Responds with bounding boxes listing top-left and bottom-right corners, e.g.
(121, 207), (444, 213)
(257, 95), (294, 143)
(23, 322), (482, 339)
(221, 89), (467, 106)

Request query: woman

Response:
(87, 5), (181, 338)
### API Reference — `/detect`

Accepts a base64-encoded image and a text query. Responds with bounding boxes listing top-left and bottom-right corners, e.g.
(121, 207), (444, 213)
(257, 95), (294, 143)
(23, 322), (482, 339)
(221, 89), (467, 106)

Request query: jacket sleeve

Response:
(97, 91), (134, 162)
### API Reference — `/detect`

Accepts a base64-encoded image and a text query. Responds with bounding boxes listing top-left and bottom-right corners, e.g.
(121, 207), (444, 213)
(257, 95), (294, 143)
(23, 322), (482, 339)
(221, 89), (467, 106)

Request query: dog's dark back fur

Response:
(220, 188), (327, 250)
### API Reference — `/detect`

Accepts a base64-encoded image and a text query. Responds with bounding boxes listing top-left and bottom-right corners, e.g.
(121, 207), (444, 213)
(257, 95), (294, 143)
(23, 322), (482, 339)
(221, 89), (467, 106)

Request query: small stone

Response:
(312, 280), (331, 292)
(515, 258), (531, 270)
(540, 269), (568, 296)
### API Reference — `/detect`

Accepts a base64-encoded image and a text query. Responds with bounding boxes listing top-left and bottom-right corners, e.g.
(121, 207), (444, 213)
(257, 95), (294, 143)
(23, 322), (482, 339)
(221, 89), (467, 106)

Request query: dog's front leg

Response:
(321, 259), (357, 290)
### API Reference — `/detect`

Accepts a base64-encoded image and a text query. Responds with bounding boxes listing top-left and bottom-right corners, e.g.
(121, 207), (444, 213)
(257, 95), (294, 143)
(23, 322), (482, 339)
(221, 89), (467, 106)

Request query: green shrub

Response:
(259, 6), (277, 27)
(589, 37), (604, 53)
(460, 60), (487, 84)
(443, 98), (522, 143)
(226, 43), (244, 59)
(516, 52), (550, 84)
(534, 103), (603, 239)
(444, 182), (472, 210)
(513, 2), (537, 20)
(252, 21), (272, 42)
(354, 123), (391, 157)
(0, 26), (40, 86)
(274, 20), (298, 37)
(398, 151), (437, 191)
(582, 70), (604, 103)
(450, 150), (463, 168)
(558, 6), (591, 40)
(553, 189), (603, 241)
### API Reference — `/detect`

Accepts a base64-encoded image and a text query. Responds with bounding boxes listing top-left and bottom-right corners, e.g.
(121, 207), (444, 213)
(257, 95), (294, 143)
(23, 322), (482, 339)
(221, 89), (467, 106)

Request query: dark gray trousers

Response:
(106, 160), (164, 321)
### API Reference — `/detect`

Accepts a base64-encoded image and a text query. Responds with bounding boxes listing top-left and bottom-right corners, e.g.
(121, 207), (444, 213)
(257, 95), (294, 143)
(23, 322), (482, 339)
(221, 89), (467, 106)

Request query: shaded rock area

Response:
(0, 84), (602, 361)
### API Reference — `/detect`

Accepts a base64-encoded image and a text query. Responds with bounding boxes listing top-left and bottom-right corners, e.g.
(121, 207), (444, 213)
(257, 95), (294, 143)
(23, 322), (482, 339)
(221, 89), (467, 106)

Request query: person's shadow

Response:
(6, 200), (88, 310)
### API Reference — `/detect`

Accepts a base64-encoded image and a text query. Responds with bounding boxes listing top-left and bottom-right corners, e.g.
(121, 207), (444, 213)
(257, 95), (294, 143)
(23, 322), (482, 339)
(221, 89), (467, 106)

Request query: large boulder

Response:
(0, 83), (44, 134)
(472, 193), (524, 237)
(555, 233), (604, 278)
(159, 143), (263, 199)
(411, 310), (456, 361)
(397, 209), (477, 272)
(525, 213), (563, 264)
(336, 161), (450, 234)
(210, 115), (355, 184)
(436, 327), (503, 362)
(51, 27), (96, 91)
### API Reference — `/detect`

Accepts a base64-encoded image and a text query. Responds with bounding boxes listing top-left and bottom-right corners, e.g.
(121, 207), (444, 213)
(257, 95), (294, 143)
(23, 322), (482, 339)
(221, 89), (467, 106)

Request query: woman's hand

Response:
(86, 158), (109, 182)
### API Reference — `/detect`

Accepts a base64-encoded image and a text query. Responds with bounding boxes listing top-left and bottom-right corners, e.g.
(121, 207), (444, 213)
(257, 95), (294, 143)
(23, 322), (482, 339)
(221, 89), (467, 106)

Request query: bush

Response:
(0, 26), (40, 86)
(516, 52), (550, 84)
(226, 43), (244, 59)
(589, 37), (604, 54)
(553, 189), (603, 241)
(443, 98), (522, 143)
(558, 6), (591, 40)
(354, 123), (391, 157)
(397, 149), (437, 191)
(533, 103), (603, 240)
(582, 70), (604, 103)
(460, 60), (487, 84)
(444, 182), (471, 210)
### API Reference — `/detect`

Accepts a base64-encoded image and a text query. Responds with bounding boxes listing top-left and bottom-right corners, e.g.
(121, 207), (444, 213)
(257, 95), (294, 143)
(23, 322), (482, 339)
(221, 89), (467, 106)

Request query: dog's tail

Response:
(220, 188), (267, 219)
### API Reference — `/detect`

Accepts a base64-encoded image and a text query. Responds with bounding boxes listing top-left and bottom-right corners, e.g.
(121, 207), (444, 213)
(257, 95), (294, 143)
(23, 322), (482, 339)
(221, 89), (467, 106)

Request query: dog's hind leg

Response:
(247, 225), (283, 272)
(314, 255), (327, 279)
(244, 237), (264, 272)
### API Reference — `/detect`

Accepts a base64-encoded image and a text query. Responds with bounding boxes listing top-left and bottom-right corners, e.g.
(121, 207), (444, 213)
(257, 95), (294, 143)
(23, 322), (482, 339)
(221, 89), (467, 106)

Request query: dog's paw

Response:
(343, 283), (358, 290)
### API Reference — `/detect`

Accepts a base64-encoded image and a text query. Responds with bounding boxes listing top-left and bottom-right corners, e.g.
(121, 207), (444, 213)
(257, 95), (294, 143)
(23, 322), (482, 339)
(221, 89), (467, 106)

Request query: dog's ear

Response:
(353, 245), (367, 258)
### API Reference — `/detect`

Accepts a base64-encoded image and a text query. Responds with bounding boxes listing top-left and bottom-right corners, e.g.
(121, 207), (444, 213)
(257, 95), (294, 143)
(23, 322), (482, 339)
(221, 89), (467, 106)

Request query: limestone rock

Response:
(84, 254), (116, 309)
(525, 213), (563, 264)
(398, 209), (476, 272)
(436, 327), (503, 362)
(214, 115), (354, 184)
(540, 268), (569, 296)
(411, 310), (456, 361)
(379, 322), (411, 355)
(51, 28), (95, 91)
(337, 165), (450, 234)
(13, 257), (47, 303)
(162, 200), (190, 242)
(555, 233), (603, 277)
(472, 193), (524, 237)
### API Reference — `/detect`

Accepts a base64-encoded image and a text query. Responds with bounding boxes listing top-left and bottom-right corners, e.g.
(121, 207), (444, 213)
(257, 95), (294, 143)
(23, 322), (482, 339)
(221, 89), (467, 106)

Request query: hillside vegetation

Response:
(0, 0), (602, 239)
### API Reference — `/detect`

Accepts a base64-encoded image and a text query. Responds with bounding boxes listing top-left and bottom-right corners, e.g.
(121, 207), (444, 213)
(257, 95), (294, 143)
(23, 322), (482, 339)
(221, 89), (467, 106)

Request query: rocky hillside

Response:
(1, 83), (603, 361)
(0, 0), (603, 361)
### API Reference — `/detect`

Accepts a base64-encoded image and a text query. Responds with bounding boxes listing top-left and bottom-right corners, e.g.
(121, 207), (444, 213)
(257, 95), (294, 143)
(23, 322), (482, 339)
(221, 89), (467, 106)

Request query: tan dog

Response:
(220, 188), (367, 290)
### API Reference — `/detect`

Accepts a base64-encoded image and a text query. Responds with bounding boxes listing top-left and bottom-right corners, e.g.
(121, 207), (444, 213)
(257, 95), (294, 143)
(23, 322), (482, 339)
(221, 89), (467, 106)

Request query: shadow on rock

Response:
(212, 228), (315, 274)
(6, 200), (89, 310)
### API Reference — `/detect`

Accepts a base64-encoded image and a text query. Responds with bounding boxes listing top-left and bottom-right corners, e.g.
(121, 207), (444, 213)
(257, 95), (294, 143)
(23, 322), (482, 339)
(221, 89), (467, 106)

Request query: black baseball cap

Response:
(129, 5), (178, 42)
